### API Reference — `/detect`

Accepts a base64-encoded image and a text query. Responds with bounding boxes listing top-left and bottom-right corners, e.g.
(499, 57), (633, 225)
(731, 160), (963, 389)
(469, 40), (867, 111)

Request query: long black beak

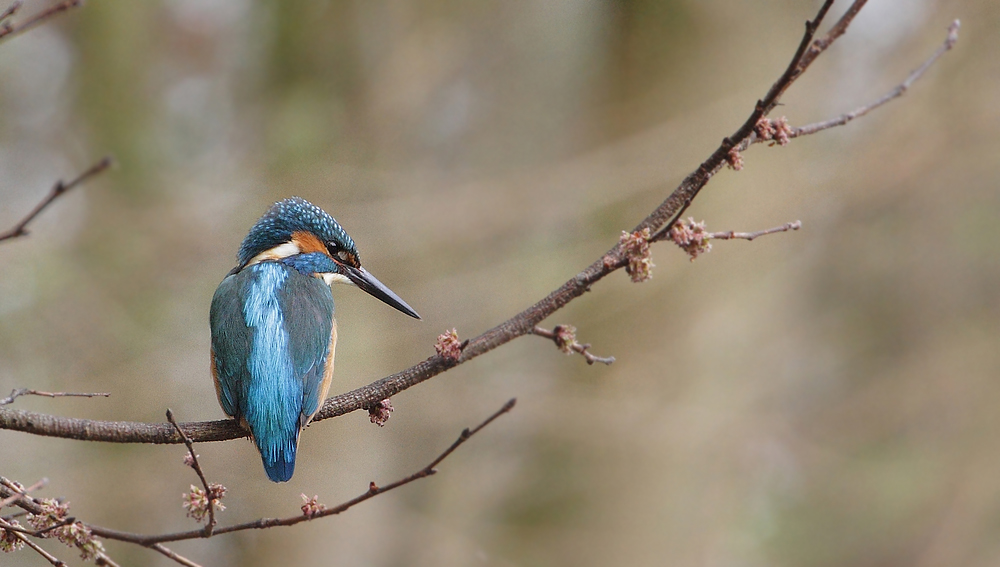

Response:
(342, 265), (421, 319)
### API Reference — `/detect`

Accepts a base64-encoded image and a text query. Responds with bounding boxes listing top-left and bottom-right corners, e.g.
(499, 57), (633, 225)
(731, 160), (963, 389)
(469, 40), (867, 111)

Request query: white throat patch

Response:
(321, 273), (353, 287)
(247, 241), (301, 266)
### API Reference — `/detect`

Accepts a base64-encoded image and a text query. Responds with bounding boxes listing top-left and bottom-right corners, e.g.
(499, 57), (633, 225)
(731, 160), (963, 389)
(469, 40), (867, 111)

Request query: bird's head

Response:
(236, 197), (420, 319)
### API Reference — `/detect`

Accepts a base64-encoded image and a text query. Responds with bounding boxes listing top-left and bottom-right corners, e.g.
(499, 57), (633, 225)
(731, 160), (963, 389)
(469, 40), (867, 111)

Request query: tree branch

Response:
(0, 156), (113, 243)
(0, 477), (46, 509)
(706, 221), (802, 242)
(85, 398), (516, 545)
(1, 388), (110, 407)
(532, 325), (616, 366)
(646, 0), (848, 242)
(784, 20), (961, 140)
(0, 517), (69, 567)
(0, 478), (120, 566)
(0, 4), (958, 449)
(165, 410), (219, 536)
(149, 543), (203, 567)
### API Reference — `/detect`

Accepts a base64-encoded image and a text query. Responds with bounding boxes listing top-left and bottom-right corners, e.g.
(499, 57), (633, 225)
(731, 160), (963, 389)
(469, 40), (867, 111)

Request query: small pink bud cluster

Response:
(754, 115), (792, 146)
(183, 453), (197, 468)
(669, 218), (713, 261)
(553, 325), (577, 354)
(300, 494), (326, 518)
(726, 147), (744, 171)
(368, 398), (393, 427)
(620, 228), (654, 283)
(26, 498), (105, 561)
(0, 520), (24, 553)
(434, 328), (462, 361)
(182, 483), (227, 523)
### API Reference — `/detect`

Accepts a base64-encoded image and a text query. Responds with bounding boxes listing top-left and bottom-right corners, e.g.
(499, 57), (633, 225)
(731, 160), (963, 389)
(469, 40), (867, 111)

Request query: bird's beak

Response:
(341, 265), (421, 319)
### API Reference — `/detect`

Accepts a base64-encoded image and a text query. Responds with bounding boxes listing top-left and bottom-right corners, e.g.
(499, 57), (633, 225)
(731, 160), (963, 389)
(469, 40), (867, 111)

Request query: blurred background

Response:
(1, 0), (998, 565)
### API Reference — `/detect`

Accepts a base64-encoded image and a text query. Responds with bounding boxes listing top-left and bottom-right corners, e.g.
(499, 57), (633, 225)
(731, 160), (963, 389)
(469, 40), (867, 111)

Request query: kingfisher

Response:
(210, 197), (419, 482)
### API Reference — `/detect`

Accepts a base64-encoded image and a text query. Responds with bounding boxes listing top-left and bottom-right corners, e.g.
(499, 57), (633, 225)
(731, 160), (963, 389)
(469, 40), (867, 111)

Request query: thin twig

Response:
(0, 517), (68, 567)
(706, 221), (802, 242)
(88, 399), (517, 545)
(0, 516), (73, 536)
(149, 543), (204, 567)
(533, 326), (616, 366)
(785, 20), (960, 140)
(0, 388), (110, 406)
(0, 0), (82, 42)
(0, 156), (113, 243)
(0, 477), (47, 509)
(31, 516), (76, 537)
(165, 409), (217, 536)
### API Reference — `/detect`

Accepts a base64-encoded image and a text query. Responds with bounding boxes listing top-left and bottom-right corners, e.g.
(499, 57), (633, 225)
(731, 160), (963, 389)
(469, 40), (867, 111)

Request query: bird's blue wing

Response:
(277, 269), (334, 423)
(210, 261), (333, 482)
(210, 273), (250, 419)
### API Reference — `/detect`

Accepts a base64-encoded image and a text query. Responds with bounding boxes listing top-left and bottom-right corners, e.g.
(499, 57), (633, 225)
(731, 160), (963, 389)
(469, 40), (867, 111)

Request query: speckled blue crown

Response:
(237, 197), (357, 266)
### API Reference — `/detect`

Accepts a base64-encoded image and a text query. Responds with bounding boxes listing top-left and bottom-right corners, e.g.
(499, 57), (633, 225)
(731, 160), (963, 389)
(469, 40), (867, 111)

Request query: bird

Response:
(210, 197), (419, 482)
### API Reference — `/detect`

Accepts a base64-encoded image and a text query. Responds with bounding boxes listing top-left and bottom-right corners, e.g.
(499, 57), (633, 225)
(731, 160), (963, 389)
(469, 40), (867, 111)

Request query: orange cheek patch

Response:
(292, 231), (329, 255)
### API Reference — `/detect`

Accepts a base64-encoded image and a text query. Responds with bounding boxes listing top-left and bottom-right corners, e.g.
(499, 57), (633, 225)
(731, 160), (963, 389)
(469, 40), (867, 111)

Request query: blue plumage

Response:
(211, 261), (333, 482)
(211, 197), (418, 482)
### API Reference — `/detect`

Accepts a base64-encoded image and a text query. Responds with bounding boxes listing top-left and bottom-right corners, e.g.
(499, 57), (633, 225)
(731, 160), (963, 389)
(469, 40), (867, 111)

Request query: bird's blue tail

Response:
(258, 435), (298, 483)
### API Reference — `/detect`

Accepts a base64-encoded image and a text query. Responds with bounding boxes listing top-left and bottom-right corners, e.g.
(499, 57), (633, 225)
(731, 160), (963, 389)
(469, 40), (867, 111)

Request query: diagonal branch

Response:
(645, 0), (849, 242)
(0, 5), (959, 447)
(784, 20), (960, 140)
(0, 477), (47, 509)
(0, 156), (113, 243)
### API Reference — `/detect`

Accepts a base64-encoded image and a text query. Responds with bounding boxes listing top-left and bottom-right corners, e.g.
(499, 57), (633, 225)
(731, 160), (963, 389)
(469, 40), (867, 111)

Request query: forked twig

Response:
(88, 399), (517, 545)
(533, 326), (616, 366)
(1, 389), (110, 407)
(165, 409), (218, 536)
(774, 20), (961, 142)
(0, 156), (113, 243)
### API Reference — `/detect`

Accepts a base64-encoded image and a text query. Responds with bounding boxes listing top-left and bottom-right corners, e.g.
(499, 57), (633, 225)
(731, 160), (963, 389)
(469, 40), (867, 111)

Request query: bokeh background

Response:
(2, 0), (999, 565)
